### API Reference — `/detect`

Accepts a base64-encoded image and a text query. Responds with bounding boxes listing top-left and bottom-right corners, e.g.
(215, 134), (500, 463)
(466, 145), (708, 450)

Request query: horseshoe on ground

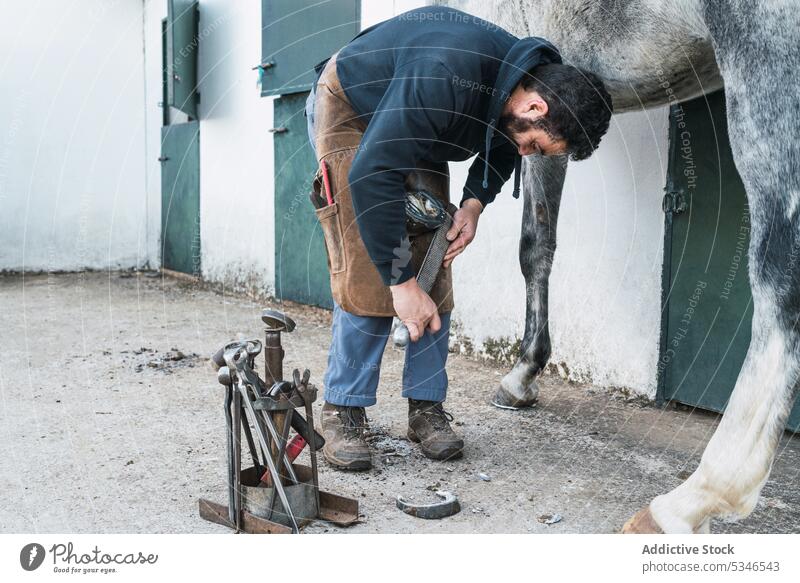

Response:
(396, 490), (461, 519)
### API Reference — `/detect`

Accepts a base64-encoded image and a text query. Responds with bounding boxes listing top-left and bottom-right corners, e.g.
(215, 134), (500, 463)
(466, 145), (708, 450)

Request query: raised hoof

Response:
(621, 507), (663, 534)
(491, 384), (537, 410)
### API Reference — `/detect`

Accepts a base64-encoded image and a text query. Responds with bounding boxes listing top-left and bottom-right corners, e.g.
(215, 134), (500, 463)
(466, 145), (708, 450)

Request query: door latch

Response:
(252, 61), (275, 71)
(158, 156), (170, 162)
(268, 127), (288, 134)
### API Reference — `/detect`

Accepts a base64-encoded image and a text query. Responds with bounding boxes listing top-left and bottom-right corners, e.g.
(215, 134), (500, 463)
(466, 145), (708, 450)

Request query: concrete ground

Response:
(1, 271), (798, 534)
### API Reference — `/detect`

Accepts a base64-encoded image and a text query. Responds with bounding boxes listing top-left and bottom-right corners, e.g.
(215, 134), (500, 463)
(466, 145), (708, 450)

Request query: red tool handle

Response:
(320, 161), (334, 206)
(259, 434), (306, 486)
(285, 434), (307, 460)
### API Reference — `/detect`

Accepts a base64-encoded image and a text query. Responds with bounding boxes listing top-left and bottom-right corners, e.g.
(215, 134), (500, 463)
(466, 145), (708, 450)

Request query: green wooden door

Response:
(161, 121), (200, 275)
(262, 0), (360, 307)
(660, 91), (800, 431)
(167, 0), (199, 119)
(273, 93), (332, 308)
(259, 0), (360, 97)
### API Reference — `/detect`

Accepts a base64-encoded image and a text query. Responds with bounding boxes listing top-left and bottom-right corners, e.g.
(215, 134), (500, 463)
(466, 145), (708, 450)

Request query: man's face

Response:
(499, 114), (568, 157)
(500, 87), (568, 157)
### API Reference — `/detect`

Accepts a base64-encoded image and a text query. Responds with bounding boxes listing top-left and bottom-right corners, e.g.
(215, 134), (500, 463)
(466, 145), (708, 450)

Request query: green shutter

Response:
(260, 0), (360, 97)
(167, 0), (199, 119)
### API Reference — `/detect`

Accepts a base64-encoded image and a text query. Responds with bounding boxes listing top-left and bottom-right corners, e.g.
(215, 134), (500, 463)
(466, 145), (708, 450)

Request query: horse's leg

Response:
(627, 239), (800, 533)
(492, 155), (567, 409)
(625, 2), (800, 533)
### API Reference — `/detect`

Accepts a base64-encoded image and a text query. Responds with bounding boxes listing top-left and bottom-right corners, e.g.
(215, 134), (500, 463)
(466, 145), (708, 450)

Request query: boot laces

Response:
(341, 406), (368, 440)
(423, 402), (455, 431)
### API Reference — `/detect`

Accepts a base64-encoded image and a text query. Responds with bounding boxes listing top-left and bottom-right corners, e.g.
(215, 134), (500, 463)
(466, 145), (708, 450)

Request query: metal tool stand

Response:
(199, 309), (359, 534)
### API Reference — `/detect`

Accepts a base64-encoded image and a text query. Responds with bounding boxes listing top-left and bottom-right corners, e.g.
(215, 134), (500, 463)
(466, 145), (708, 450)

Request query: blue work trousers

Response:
(323, 303), (451, 407)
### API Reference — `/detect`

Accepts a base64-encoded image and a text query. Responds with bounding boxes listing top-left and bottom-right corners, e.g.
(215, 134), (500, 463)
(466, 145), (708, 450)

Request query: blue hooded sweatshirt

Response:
(326, 6), (561, 286)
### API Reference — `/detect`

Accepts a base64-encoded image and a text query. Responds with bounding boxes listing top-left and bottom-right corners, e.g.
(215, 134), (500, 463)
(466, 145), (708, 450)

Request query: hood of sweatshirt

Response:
(482, 37), (562, 198)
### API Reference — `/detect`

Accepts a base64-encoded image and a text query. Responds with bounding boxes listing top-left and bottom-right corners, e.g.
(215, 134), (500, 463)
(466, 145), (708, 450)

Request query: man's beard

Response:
(498, 113), (551, 142)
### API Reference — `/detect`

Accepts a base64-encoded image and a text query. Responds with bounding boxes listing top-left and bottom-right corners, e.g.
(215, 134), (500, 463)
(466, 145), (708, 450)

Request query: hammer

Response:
(393, 212), (453, 347)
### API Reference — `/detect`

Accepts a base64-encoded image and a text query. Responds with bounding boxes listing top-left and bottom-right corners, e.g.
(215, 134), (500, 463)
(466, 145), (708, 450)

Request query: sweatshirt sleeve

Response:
(461, 140), (518, 207)
(348, 59), (455, 286)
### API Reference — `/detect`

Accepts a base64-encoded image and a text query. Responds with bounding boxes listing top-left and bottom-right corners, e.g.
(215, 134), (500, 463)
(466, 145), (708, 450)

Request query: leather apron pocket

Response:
(311, 170), (346, 275)
(315, 203), (346, 275)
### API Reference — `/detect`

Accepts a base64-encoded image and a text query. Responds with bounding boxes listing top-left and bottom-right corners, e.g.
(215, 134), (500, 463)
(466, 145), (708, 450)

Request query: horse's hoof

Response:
(491, 384), (537, 410)
(621, 507), (663, 534)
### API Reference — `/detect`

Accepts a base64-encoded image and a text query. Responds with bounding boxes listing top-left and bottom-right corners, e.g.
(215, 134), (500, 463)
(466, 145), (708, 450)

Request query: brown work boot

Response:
(321, 402), (372, 470)
(407, 399), (464, 461)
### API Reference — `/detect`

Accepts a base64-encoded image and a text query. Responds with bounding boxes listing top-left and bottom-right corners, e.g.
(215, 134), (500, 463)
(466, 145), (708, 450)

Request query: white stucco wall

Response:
(143, 0), (274, 291)
(365, 1), (669, 395)
(0, 0), (149, 272)
(450, 110), (669, 396)
(6, 0), (668, 396)
(142, 0), (166, 271)
(195, 0), (274, 290)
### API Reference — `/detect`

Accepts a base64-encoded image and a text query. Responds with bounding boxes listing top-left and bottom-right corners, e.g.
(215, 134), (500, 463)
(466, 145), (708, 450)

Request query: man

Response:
(306, 6), (611, 470)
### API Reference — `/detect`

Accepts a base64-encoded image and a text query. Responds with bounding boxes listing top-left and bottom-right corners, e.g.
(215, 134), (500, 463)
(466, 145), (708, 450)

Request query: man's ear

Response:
(525, 91), (549, 120)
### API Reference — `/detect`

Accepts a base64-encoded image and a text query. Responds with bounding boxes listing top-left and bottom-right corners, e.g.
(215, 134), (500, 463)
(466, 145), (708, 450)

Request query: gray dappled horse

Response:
(439, 0), (800, 533)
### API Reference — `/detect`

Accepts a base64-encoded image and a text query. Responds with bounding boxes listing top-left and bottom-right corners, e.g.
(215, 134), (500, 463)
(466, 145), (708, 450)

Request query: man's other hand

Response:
(443, 198), (482, 268)
(389, 278), (441, 342)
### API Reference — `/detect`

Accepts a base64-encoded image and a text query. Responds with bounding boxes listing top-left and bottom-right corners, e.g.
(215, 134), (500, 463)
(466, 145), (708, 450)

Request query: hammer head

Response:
(261, 309), (296, 333)
(217, 366), (232, 386)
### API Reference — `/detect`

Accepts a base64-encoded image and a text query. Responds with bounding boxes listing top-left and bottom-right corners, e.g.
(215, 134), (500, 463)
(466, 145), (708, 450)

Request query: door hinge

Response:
(662, 190), (688, 215)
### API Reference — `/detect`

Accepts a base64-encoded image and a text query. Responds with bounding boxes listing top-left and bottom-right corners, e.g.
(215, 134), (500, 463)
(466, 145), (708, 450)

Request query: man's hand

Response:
(390, 278), (441, 343)
(443, 198), (482, 268)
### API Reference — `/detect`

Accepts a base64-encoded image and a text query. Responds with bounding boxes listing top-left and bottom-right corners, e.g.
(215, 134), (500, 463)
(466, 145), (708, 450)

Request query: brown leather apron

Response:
(311, 54), (454, 317)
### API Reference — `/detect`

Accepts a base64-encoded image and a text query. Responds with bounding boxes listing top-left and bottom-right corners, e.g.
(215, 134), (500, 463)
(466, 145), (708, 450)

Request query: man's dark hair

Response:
(518, 63), (613, 161)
